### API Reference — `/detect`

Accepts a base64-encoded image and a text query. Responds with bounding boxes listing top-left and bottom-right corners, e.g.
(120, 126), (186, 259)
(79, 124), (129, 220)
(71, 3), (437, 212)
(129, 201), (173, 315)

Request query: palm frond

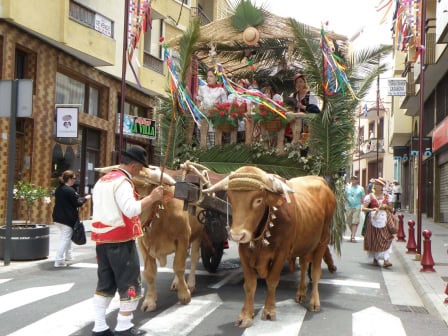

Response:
(178, 18), (201, 83)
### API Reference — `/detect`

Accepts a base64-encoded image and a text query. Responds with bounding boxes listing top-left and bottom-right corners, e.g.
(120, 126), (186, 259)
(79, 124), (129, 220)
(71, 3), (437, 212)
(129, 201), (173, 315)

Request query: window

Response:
(14, 48), (37, 93)
(117, 98), (149, 118)
(69, 1), (114, 38)
(143, 19), (164, 73)
(55, 72), (100, 117)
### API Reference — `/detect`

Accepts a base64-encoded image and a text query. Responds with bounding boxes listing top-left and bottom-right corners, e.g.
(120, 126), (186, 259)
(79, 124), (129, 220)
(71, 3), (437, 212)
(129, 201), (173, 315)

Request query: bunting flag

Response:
(320, 28), (357, 99)
(215, 64), (288, 120)
(163, 47), (289, 128)
(164, 47), (208, 126)
(391, 0), (421, 54)
(127, 0), (152, 86)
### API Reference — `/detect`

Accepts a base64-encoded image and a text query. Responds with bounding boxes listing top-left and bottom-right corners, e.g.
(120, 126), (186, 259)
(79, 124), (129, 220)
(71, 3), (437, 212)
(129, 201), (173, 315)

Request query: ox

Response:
(204, 166), (336, 328)
(95, 165), (205, 312)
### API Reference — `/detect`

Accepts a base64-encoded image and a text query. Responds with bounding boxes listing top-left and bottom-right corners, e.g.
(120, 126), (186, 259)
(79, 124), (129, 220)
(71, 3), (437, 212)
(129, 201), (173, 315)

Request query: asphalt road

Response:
(0, 236), (447, 336)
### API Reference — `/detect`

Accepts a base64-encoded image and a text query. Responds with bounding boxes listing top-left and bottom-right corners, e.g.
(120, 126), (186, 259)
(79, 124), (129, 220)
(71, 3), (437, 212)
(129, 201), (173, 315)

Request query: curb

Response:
(393, 242), (448, 326)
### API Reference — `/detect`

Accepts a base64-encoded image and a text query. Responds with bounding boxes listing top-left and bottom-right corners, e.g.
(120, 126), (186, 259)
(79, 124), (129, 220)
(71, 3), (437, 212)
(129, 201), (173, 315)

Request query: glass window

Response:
(88, 86), (99, 116)
(55, 72), (85, 111)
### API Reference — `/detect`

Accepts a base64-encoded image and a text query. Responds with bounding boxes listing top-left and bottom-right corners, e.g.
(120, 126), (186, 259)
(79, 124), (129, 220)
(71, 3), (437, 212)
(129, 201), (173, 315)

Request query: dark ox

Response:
(95, 165), (205, 312)
(204, 166), (336, 328)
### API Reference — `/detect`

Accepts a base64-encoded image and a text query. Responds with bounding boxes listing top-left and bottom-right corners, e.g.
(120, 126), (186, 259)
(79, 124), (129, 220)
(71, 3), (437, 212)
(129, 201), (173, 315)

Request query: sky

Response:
(253, 0), (393, 47)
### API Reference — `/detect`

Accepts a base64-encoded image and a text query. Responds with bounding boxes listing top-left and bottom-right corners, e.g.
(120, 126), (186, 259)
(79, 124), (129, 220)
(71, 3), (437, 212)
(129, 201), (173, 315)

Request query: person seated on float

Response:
(284, 73), (320, 143)
(196, 68), (228, 146)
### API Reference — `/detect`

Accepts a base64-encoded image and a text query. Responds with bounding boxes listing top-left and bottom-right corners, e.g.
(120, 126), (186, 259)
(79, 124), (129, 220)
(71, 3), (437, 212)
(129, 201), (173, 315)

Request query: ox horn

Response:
(202, 176), (229, 193)
(141, 167), (176, 186)
(94, 165), (119, 174)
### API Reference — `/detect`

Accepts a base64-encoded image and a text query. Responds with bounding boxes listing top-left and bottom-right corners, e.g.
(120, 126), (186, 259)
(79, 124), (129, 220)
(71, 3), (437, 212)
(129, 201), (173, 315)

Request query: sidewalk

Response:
(0, 220), (95, 274)
(392, 211), (448, 326)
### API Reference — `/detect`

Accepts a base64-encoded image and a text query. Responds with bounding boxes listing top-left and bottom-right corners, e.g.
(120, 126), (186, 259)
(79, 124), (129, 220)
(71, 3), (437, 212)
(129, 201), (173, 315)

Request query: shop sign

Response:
(56, 106), (78, 138)
(94, 13), (113, 38)
(411, 136), (432, 156)
(387, 78), (406, 96)
(117, 114), (156, 139)
(432, 117), (448, 152)
(393, 146), (409, 161)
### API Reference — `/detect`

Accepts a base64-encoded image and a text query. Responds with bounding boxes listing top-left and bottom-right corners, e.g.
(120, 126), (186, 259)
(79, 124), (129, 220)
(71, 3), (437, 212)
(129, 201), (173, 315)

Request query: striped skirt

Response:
(363, 215), (393, 253)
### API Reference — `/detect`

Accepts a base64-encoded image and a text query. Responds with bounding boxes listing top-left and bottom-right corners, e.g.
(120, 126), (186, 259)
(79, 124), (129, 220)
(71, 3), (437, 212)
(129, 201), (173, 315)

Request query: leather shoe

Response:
(115, 327), (146, 336)
(92, 329), (114, 336)
(383, 260), (393, 268)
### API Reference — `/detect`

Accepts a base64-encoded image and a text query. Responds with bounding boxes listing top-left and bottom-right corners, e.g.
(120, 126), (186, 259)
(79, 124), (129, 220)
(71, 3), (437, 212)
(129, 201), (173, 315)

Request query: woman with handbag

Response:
(52, 170), (89, 268)
(362, 177), (395, 268)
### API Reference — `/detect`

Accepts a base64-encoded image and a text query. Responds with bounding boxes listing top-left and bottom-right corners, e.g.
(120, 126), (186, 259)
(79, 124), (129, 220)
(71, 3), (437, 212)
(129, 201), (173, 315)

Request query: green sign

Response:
(119, 114), (157, 139)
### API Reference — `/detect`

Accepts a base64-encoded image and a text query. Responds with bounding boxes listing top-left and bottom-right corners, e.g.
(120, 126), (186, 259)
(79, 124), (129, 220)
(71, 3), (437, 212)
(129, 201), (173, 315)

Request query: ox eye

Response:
(253, 198), (263, 208)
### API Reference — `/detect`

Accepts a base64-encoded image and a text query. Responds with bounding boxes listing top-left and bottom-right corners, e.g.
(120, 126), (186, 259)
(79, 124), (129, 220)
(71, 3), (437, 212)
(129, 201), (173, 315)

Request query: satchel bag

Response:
(386, 211), (398, 234)
(72, 219), (87, 245)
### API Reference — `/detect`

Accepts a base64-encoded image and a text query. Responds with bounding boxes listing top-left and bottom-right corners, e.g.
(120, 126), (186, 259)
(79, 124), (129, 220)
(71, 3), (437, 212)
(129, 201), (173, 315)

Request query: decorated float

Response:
(156, 0), (391, 256)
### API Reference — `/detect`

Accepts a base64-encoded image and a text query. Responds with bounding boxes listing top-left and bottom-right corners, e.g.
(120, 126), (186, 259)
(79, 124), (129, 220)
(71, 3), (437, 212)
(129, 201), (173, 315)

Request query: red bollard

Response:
(420, 230), (435, 272)
(406, 220), (417, 254)
(396, 213), (406, 242)
(445, 282), (448, 304)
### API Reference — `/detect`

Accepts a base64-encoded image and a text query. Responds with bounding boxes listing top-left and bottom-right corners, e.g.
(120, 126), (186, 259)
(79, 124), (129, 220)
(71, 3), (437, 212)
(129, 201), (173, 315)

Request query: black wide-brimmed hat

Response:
(122, 146), (148, 168)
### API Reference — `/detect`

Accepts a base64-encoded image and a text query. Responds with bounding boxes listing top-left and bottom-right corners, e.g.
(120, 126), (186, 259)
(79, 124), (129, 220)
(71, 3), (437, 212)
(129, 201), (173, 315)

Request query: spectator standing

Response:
(362, 177), (394, 268)
(345, 175), (365, 242)
(90, 146), (170, 336)
(52, 170), (89, 268)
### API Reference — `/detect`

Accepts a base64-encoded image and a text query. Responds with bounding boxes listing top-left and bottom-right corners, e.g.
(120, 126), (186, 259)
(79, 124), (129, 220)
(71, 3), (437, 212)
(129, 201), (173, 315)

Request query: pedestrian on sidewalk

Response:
(345, 175), (365, 242)
(362, 177), (394, 268)
(90, 146), (172, 336)
(52, 170), (89, 268)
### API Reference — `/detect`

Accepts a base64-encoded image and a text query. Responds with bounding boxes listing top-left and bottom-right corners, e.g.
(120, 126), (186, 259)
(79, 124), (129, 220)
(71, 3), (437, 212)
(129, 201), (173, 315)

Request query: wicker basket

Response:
(217, 124), (236, 132)
(260, 119), (283, 132)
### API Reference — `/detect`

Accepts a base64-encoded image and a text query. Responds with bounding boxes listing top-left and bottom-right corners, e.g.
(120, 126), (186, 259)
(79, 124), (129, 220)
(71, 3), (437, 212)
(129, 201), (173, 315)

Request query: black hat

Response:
(122, 146), (148, 168)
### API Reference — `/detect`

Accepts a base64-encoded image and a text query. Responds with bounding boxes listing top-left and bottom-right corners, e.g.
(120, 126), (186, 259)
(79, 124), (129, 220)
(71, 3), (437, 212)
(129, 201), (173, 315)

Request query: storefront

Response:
(0, 23), (156, 224)
(433, 118), (448, 223)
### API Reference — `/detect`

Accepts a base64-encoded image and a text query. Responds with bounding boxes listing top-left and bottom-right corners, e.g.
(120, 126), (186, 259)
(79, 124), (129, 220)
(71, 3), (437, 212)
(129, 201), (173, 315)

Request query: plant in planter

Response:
(209, 102), (246, 131)
(0, 180), (52, 261)
(251, 103), (289, 132)
(13, 180), (51, 224)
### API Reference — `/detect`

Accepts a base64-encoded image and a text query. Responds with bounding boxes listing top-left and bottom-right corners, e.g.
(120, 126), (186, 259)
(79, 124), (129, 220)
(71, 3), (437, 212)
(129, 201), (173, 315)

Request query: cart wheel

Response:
(201, 242), (224, 273)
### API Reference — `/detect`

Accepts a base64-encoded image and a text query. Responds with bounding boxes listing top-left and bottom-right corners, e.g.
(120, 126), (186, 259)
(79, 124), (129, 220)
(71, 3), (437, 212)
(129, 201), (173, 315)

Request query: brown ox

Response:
(95, 165), (205, 312)
(204, 166), (336, 328)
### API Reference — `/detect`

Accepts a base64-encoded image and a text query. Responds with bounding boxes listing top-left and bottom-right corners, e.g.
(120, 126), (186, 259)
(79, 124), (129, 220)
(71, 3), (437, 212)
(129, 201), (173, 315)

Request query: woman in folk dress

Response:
(362, 177), (394, 268)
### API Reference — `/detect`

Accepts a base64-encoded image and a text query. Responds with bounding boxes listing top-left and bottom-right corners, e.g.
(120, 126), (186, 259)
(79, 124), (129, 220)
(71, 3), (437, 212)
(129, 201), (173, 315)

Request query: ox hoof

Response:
(178, 290), (192, 305)
(235, 318), (253, 328)
(308, 304), (321, 312)
(295, 294), (306, 304)
(140, 300), (157, 312)
(261, 309), (276, 321)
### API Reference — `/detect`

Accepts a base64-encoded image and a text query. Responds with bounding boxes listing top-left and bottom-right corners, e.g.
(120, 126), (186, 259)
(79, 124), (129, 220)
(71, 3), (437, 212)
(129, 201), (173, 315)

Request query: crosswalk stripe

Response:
(0, 279), (12, 285)
(71, 263), (221, 276)
(353, 306), (406, 336)
(6, 294), (120, 336)
(0, 283), (74, 315)
(242, 299), (306, 336)
(140, 293), (222, 335)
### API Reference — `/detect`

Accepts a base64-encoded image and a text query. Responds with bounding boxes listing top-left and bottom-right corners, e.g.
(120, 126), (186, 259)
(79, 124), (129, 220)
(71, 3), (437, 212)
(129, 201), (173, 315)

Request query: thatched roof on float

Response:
(167, 12), (350, 74)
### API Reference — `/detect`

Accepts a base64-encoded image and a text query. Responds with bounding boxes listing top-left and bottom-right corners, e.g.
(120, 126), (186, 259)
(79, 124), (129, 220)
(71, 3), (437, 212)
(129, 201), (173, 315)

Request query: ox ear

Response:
(266, 192), (286, 208)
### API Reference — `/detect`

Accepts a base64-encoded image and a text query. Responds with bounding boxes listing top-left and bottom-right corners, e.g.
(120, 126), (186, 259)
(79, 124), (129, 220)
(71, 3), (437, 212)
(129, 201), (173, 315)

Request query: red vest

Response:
(91, 169), (143, 243)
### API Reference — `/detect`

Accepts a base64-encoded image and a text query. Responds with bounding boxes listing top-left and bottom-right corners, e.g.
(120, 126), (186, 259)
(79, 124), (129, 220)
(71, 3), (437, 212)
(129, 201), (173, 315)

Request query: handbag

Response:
(386, 211), (398, 234)
(72, 219), (87, 245)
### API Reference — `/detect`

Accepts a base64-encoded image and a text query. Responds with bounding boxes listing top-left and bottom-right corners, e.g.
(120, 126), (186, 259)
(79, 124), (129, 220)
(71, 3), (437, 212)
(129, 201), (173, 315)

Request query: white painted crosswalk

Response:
(0, 261), (417, 336)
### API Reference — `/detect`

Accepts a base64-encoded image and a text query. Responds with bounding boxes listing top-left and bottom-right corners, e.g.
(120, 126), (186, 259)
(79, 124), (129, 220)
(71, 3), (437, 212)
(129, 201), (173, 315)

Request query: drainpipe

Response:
(417, 0), (427, 255)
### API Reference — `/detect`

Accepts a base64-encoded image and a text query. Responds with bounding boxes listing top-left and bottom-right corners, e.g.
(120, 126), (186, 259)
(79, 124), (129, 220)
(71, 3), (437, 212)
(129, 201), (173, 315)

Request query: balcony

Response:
(358, 138), (385, 158)
(191, 6), (211, 25)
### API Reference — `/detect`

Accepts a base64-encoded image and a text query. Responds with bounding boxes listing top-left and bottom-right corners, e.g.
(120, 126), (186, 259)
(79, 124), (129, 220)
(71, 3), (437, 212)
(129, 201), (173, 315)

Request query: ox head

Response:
(203, 166), (292, 244)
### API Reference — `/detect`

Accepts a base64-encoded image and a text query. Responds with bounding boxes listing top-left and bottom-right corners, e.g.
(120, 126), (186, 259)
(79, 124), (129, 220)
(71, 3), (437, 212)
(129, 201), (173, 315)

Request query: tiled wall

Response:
(0, 23), (155, 225)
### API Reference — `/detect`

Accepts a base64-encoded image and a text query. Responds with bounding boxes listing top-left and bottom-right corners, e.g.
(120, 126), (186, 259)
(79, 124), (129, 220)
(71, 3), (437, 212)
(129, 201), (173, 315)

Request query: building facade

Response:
(0, 0), (231, 224)
(389, 0), (448, 222)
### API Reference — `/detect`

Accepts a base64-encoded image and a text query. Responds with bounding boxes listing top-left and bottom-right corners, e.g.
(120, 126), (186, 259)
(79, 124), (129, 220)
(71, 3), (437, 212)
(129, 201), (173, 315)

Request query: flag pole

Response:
(118, 0), (130, 162)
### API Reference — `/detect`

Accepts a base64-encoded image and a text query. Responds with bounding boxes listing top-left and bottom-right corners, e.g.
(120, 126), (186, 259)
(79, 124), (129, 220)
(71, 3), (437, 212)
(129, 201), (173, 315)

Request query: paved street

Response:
(1, 213), (448, 336)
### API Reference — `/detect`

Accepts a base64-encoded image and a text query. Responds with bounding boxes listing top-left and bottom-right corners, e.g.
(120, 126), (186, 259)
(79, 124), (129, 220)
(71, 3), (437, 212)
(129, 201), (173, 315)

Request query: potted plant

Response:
(0, 180), (52, 261)
(251, 103), (289, 132)
(209, 102), (246, 132)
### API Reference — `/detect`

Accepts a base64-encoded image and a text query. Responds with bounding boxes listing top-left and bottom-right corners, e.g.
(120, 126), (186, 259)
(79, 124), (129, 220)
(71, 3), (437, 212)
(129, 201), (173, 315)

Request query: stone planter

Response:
(0, 223), (50, 261)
